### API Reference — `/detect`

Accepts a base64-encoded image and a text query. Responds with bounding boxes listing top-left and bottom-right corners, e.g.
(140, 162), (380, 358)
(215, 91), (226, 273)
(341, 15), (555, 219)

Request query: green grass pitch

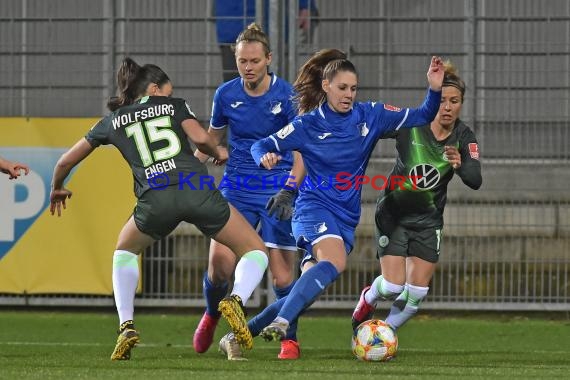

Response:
(0, 310), (568, 379)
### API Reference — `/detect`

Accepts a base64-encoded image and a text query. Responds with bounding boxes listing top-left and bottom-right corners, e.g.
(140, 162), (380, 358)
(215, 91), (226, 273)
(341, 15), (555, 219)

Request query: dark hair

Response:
(442, 61), (466, 102)
(234, 23), (271, 56)
(107, 57), (170, 111)
(293, 49), (357, 114)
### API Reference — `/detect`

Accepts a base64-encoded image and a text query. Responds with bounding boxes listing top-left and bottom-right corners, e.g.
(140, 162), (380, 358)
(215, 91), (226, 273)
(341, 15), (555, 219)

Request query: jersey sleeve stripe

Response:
(395, 108), (410, 130)
(269, 135), (281, 151)
(210, 123), (227, 130)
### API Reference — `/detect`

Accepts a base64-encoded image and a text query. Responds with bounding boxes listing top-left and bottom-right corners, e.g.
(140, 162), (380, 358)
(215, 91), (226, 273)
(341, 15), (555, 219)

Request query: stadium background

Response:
(0, 0), (568, 311)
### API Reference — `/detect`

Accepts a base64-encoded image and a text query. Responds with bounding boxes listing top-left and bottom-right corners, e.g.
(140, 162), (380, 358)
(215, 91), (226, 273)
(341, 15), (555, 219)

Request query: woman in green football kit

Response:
(352, 61), (482, 332)
(50, 57), (270, 360)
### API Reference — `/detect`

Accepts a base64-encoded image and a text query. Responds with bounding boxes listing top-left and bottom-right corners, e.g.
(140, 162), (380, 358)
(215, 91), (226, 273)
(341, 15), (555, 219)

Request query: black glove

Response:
(266, 187), (297, 220)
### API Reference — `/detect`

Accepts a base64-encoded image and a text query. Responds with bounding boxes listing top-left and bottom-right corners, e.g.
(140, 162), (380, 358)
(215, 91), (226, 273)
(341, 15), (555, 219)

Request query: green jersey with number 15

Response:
(85, 96), (207, 197)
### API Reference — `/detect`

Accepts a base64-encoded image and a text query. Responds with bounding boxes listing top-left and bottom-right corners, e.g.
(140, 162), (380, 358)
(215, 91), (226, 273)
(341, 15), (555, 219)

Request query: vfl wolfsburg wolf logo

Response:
(409, 164), (440, 190)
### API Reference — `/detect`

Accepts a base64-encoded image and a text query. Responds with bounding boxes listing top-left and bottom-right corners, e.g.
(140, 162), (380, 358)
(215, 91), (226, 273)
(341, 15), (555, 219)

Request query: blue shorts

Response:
(292, 206), (355, 267)
(223, 190), (296, 251)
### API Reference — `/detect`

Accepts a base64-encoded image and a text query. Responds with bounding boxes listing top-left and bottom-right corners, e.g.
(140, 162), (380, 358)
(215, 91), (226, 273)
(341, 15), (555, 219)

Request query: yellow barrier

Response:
(0, 118), (136, 294)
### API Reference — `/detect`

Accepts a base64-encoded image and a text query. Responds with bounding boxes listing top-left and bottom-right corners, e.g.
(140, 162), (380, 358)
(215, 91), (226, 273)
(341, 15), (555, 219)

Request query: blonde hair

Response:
(442, 60), (466, 102)
(234, 23), (271, 57)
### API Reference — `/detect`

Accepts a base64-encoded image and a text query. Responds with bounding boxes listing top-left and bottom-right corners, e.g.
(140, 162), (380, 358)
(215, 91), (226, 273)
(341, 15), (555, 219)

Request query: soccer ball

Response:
(351, 319), (398, 361)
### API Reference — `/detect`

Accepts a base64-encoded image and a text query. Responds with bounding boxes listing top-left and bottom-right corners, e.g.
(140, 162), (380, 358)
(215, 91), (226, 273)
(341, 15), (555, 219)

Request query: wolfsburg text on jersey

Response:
(112, 104), (175, 130)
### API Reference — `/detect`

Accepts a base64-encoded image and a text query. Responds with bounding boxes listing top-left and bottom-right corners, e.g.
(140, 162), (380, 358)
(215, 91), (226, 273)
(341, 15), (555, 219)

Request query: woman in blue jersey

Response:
(247, 49), (444, 345)
(351, 61), (482, 333)
(192, 23), (303, 359)
(49, 57), (270, 360)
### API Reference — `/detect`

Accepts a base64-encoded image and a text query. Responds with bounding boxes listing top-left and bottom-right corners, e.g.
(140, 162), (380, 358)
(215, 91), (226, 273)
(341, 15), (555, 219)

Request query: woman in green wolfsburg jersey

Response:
(49, 57), (269, 361)
(352, 61), (482, 333)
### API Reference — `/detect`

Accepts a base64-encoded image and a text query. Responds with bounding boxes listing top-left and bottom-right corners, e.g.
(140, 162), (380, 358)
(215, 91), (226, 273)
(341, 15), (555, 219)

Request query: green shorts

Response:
(375, 200), (442, 263)
(133, 186), (230, 240)
(376, 224), (442, 263)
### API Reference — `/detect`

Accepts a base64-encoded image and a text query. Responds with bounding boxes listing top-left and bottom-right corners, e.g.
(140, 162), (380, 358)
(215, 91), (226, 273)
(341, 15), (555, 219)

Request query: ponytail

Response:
(235, 22), (271, 56)
(107, 57), (170, 112)
(293, 49), (356, 114)
(108, 57), (140, 111)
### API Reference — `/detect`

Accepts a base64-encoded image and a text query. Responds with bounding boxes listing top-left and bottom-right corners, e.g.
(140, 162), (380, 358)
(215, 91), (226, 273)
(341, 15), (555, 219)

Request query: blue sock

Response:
(285, 316), (299, 341)
(248, 297), (287, 336)
(274, 280), (299, 340)
(273, 280), (296, 300)
(203, 271), (228, 318)
(278, 261), (339, 323)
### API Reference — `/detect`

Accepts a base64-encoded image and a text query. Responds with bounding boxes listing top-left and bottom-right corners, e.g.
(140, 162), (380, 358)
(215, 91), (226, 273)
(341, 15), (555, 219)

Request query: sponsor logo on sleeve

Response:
(276, 124), (295, 139)
(383, 104), (402, 112)
(468, 143), (480, 159)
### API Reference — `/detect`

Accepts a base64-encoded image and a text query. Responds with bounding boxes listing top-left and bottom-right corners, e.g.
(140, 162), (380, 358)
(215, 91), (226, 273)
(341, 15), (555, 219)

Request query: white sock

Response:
(274, 316), (290, 327)
(231, 250), (268, 305)
(385, 283), (429, 330)
(365, 275), (404, 305)
(112, 250), (139, 324)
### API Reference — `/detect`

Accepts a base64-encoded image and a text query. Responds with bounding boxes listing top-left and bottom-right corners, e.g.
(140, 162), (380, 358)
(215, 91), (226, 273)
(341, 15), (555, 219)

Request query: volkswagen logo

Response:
(409, 164), (440, 190)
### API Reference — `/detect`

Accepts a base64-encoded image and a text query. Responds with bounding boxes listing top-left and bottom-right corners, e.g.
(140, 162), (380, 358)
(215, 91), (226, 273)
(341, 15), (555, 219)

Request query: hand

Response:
(260, 152), (282, 170)
(213, 146), (228, 166)
(1, 161), (30, 179)
(194, 149), (210, 163)
(50, 188), (73, 217)
(298, 8), (310, 31)
(427, 56), (444, 92)
(444, 145), (461, 169)
(266, 188), (297, 220)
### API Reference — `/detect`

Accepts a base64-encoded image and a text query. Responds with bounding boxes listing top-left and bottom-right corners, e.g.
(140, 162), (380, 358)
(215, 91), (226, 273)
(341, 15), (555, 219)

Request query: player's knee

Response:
(208, 266), (233, 285)
(270, 262), (294, 287)
(272, 275), (294, 289)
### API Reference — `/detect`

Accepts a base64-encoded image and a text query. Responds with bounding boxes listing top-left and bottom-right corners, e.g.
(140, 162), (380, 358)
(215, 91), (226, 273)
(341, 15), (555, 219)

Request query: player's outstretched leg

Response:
(260, 317), (288, 342)
(110, 320), (140, 360)
(218, 295), (253, 350)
